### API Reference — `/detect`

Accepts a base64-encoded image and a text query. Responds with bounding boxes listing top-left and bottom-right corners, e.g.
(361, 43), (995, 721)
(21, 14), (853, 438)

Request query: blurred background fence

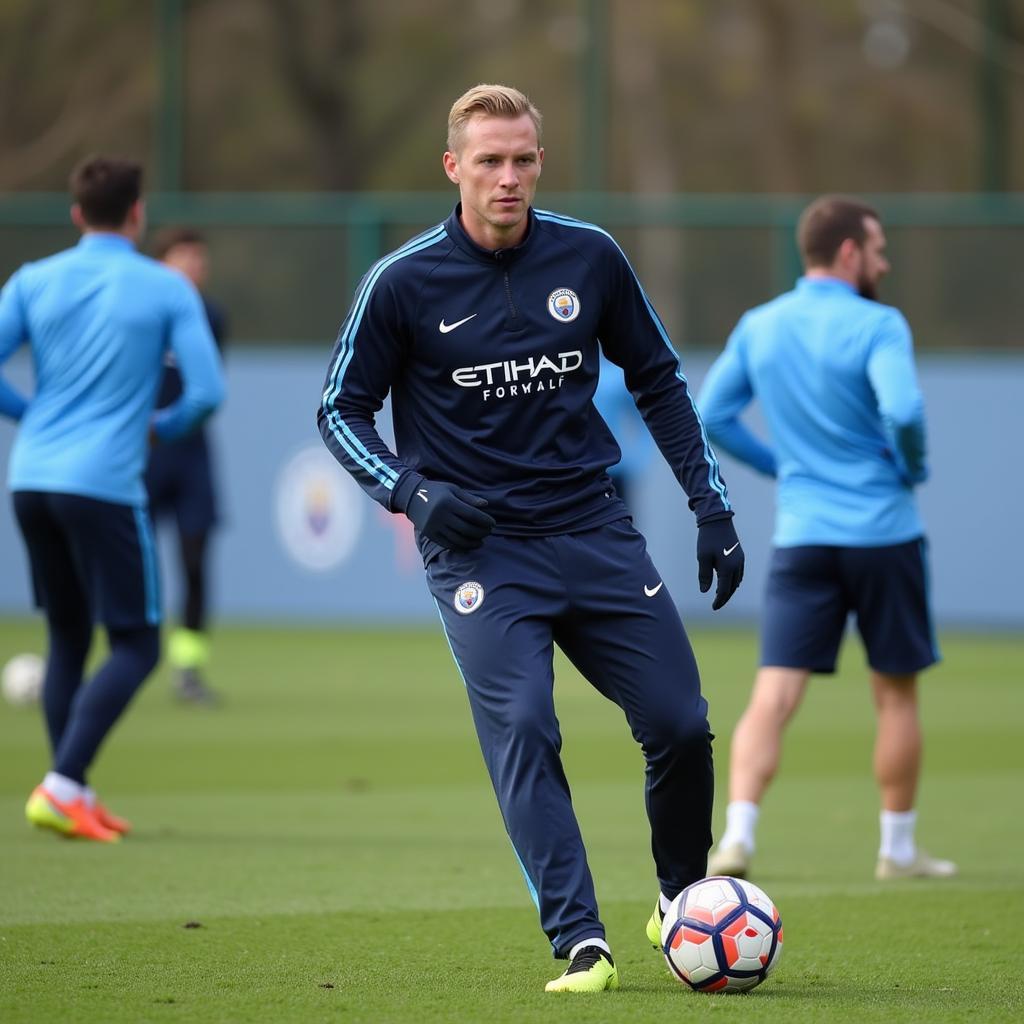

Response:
(2, 191), (1023, 351)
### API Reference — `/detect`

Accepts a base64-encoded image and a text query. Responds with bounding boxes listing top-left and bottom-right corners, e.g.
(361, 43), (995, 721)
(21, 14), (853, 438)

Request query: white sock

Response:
(42, 771), (85, 804)
(569, 937), (611, 960)
(83, 786), (97, 808)
(879, 809), (917, 863)
(718, 800), (760, 853)
(659, 892), (672, 915)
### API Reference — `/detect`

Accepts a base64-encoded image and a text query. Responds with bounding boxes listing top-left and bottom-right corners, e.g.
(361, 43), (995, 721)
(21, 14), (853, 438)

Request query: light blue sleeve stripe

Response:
(133, 507), (161, 626)
(323, 224), (448, 407)
(325, 409), (398, 489)
(321, 226), (447, 488)
(536, 211), (729, 508)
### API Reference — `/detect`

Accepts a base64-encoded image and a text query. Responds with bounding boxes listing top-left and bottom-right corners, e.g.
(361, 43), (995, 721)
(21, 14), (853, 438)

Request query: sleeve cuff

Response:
(389, 470), (425, 514)
(695, 510), (734, 527)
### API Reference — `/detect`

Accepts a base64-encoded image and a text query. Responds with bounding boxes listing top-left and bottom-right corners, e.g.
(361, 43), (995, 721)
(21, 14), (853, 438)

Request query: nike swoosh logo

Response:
(439, 314), (477, 334)
(416, 489), (429, 503)
(723, 542), (740, 556)
(644, 582), (663, 597)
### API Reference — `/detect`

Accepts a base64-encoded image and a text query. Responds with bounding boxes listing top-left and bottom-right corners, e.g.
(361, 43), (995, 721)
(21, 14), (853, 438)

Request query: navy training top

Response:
(318, 205), (731, 555)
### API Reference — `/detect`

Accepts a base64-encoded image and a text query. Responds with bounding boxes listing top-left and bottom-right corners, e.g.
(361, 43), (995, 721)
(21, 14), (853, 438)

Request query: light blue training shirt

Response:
(593, 355), (656, 480)
(0, 233), (225, 506)
(698, 276), (927, 547)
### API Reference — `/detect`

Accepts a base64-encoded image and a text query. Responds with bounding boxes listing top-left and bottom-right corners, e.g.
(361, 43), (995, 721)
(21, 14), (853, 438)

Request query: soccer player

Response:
(0, 156), (224, 842)
(146, 228), (228, 704)
(318, 84), (745, 992)
(698, 195), (956, 881)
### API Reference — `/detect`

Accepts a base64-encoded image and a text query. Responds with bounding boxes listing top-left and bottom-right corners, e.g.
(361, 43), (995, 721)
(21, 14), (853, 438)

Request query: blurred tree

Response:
(0, 0), (1021, 192)
(611, 2), (685, 331)
(263, 0), (363, 189)
(0, 0), (153, 189)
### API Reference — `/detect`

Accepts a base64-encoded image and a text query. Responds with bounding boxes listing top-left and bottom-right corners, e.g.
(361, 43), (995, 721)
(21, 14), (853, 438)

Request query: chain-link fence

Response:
(2, 192), (1021, 350)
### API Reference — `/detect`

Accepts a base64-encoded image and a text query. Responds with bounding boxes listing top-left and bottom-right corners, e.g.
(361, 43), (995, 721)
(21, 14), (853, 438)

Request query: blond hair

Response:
(446, 84), (542, 153)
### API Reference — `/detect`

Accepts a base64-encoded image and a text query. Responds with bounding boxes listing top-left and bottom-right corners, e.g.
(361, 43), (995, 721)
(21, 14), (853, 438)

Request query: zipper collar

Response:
(444, 203), (535, 265)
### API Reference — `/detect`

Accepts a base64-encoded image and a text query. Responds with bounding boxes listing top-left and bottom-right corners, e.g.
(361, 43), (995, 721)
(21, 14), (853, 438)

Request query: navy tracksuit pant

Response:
(425, 518), (714, 958)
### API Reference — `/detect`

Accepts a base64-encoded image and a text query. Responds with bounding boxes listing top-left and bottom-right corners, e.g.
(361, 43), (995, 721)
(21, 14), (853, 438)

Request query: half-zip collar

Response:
(444, 203), (536, 266)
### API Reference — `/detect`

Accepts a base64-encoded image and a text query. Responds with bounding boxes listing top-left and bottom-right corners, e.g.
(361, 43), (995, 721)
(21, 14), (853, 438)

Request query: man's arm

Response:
(317, 268), (417, 511)
(597, 246), (732, 523)
(318, 265), (493, 551)
(0, 271), (30, 421)
(597, 240), (743, 608)
(867, 309), (927, 485)
(697, 319), (777, 478)
(151, 277), (225, 442)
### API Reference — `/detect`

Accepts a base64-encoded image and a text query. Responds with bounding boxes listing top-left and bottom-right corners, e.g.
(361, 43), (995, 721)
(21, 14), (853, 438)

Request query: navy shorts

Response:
(13, 491), (161, 629)
(761, 538), (939, 675)
(145, 436), (218, 536)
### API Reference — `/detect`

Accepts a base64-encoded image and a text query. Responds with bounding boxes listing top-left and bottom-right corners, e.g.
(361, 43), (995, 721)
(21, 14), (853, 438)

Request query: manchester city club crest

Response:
(274, 445), (365, 572)
(454, 581), (485, 615)
(547, 287), (581, 323)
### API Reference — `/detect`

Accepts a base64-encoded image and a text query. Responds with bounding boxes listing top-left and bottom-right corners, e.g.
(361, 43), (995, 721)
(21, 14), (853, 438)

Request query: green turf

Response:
(1, 619), (1022, 1022)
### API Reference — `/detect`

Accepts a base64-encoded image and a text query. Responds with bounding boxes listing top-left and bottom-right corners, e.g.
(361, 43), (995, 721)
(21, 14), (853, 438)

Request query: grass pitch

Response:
(0, 619), (1022, 1023)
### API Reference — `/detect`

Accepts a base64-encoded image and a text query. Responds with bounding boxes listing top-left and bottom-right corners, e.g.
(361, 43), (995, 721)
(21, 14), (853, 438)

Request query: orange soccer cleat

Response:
(25, 786), (121, 843)
(92, 799), (132, 836)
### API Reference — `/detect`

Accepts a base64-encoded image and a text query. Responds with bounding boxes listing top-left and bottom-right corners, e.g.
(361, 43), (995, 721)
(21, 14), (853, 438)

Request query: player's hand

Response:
(403, 478), (495, 552)
(696, 516), (745, 611)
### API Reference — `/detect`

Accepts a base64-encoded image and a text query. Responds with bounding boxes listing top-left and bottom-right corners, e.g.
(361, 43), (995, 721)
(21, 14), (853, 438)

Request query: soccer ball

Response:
(661, 875), (782, 993)
(1, 653), (45, 706)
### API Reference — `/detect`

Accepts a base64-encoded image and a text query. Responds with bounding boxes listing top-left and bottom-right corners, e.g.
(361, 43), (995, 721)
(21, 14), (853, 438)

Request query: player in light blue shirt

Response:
(698, 267), (926, 550)
(0, 156), (224, 842)
(593, 354), (656, 516)
(698, 195), (953, 882)
(0, 225), (222, 505)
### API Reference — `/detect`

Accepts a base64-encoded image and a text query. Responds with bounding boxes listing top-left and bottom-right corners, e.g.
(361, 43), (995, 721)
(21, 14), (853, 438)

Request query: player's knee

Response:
(750, 669), (807, 723)
(494, 702), (560, 751)
(109, 626), (160, 677)
(181, 532), (208, 578)
(138, 628), (161, 676)
(744, 687), (802, 728)
(643, 709), (711, 757)
(49, 616), (93, 655)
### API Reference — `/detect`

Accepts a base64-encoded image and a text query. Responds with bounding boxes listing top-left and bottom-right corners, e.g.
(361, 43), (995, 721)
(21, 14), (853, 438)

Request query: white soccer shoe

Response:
(707, 842), (752, 879)
(875, 849), (958, 880)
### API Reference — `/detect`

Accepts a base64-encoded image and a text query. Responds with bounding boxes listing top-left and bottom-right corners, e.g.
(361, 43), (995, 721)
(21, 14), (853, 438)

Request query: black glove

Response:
(696, 516), (745, 611)
(403, 478), (495, 552)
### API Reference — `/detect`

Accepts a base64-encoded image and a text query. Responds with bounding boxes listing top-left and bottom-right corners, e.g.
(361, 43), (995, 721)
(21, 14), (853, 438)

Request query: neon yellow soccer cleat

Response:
(545, 946), (619, 993)
(646, 901), (664, 949)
